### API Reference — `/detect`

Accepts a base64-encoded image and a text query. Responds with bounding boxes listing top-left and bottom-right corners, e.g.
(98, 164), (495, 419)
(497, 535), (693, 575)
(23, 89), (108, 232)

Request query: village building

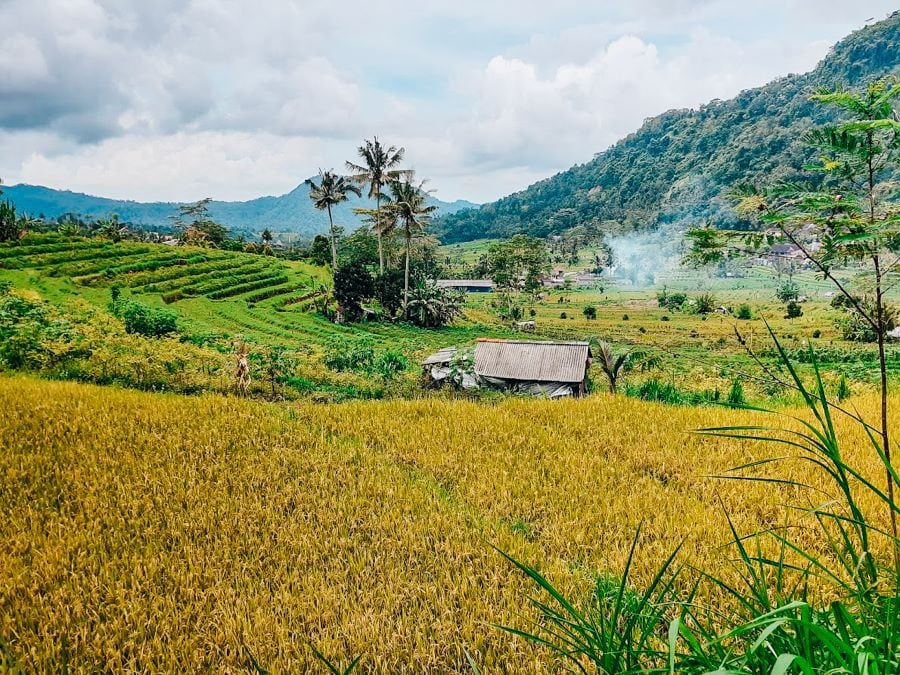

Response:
(422, 339), (593, 398)
(435, 279), (494, 293)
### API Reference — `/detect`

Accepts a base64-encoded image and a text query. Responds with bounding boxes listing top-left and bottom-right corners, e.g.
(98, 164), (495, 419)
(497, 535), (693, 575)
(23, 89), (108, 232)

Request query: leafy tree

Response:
(261, 228), (273, 244)
(736, 303), (753, 320)
(0, 182), (25, 243)
(308, 235), (332, 266)
(373, 269), (404, 318)
(339, 227), (380, 268)
(0, 200), (22, 243)
(306, 170), (361, 270)
(583, 305), (597, 320)
(332, 261), (375, 321)
(172, 198), (228, 246)
(385, 177), (437, 313)
(775, 279), (800, 303)
(487, 235), (550, 319)
(785, 301), (803, 319)
(687, 77), (900, 550)
(346, 137), (408, 274)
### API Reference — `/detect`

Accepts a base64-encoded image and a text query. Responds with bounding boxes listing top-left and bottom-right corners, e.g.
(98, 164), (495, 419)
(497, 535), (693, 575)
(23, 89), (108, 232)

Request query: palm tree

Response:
(346, 137), (408, 274)
(306, 170), (361, 270)
(596, 341), (630, 394)
(386, 177), (437, 313)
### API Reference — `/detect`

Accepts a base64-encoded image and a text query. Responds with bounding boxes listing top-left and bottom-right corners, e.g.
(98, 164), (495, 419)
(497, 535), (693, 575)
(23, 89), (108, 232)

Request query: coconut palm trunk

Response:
(403, 219), (411, 313)
(327, 203), (338, 270)
(376, 191), (385, 275)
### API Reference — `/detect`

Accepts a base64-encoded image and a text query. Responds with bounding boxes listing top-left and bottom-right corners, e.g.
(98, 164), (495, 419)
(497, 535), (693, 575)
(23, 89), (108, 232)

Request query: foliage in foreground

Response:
(498, 329), (900, 673)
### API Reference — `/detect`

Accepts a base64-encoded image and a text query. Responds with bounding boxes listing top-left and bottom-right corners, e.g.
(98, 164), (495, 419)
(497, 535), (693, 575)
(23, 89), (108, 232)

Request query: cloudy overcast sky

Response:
(0, 1), (896, 204)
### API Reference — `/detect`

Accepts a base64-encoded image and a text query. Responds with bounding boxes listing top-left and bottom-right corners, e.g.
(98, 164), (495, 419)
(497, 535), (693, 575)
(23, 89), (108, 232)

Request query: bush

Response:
(726, 378), (745, 406)
(374, 270), (404, 318)
(406, 281), (465, 328)
(785, 300), (803, 319)
(373, 350), (408, 380)
(836, 373), (851, 401)
(583, 305), (597, 320)
(118, 301), (178, 338)
(333, 262), (375, 320)
(736, 303), (753, 320)
(776, 279), (800, 303)
(660, 315), (670, 322)
(812, 329), (822, 338)
(691, 292), (716, 314)
(324, 338), (375, 372)
(657, 288), (688, 312)
(622, 314), (629, 321)
(560, 311), (567, 319)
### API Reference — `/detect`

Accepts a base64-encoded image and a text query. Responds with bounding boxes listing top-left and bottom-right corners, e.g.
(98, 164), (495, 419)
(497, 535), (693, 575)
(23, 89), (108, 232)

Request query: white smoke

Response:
(606, 221), (686, 287)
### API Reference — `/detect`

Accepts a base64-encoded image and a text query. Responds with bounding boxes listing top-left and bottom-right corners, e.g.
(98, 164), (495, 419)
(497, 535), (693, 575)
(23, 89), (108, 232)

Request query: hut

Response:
(422, 339), (593, 398)
(435, 279), (494, 293)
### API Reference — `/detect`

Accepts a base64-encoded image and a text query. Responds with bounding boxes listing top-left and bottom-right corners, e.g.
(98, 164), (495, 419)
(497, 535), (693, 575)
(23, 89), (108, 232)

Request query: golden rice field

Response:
(1, 376), (896, 672)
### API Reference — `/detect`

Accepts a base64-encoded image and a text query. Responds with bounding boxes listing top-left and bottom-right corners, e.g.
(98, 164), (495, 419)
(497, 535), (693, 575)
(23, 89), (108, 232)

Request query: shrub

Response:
(560, 311), (567, 319)
(836, 373), (851, 401)
(785, 300), (803, 319)
(660, 315), (670, 322)
(406, 281), (465, 328)
(736, 303), (752, 320)
(324, 338), (375, 372)
(726, 377), (745, 406)
(622, 314), (629, 321)
(691, 292), (716, 314)
(775, 279), (800, 303)
(118, 301), (178, 338)
(333, 262), (375, 321)
(583, 305), (597, 320)
(657, 288), (688, 311)
(812, 329), (822, 338)
(373, 350), (408, 380)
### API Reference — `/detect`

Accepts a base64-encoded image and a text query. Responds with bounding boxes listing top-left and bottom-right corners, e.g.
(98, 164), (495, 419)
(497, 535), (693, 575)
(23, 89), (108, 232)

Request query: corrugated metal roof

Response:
(435, 279), (494, 288)
(474, 339), (591, 383)
(422, 346), (457, 365)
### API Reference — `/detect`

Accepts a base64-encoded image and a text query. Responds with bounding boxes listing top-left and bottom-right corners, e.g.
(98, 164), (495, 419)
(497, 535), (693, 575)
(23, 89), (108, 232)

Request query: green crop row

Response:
(128, 258), (241, 289)
(0, 239), (99, 260)
(242, 283), (315, 304)
(3, 244), (150, 270)
(75, 254), (209, 285)
(208, 275), (289, 300)
(180, 268), (283, 298)
(141, 261), (266, 294)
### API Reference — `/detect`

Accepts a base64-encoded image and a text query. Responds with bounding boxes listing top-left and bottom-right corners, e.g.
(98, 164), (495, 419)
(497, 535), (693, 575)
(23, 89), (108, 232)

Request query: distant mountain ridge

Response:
(2, 182), (478, 238)
(436, 11), (900, 243)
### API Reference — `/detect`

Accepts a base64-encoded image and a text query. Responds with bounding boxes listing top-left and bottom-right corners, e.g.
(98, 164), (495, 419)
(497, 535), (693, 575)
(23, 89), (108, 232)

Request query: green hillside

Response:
(436, 12), (900, 243)
(4, 182), (478, 238)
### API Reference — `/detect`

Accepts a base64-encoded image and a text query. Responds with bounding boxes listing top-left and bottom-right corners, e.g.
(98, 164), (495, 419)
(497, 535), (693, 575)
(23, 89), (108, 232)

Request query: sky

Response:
(0, 1), (897, 204)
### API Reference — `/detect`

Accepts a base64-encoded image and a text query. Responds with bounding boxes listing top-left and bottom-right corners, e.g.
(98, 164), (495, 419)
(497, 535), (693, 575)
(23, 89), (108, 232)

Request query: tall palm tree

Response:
(306, 170), (361, 270)
(386, 177), (437, 313)
(346, 137), (408, 274)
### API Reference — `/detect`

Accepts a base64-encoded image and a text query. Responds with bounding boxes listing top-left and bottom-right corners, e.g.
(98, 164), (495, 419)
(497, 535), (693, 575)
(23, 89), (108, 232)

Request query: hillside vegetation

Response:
(437, 12), (900, 242)
(1, 376), (895, 671)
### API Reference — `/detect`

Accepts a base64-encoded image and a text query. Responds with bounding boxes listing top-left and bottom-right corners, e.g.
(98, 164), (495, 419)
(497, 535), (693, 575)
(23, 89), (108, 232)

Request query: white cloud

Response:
(0, 0), (896, 203)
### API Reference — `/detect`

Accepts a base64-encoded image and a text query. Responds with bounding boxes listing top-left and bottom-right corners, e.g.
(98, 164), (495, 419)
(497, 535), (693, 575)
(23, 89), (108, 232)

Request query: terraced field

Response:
(0, 235), (511, 359)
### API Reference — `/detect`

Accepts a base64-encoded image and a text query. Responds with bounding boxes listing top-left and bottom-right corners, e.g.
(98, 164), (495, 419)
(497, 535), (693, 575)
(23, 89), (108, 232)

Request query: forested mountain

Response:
(436, 11), (900, 243)
(3, 182), (477, 237)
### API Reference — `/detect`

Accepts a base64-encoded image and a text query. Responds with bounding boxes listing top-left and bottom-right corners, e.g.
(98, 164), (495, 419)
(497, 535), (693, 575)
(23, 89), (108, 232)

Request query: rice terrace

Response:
(2, 4), (900, 673)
